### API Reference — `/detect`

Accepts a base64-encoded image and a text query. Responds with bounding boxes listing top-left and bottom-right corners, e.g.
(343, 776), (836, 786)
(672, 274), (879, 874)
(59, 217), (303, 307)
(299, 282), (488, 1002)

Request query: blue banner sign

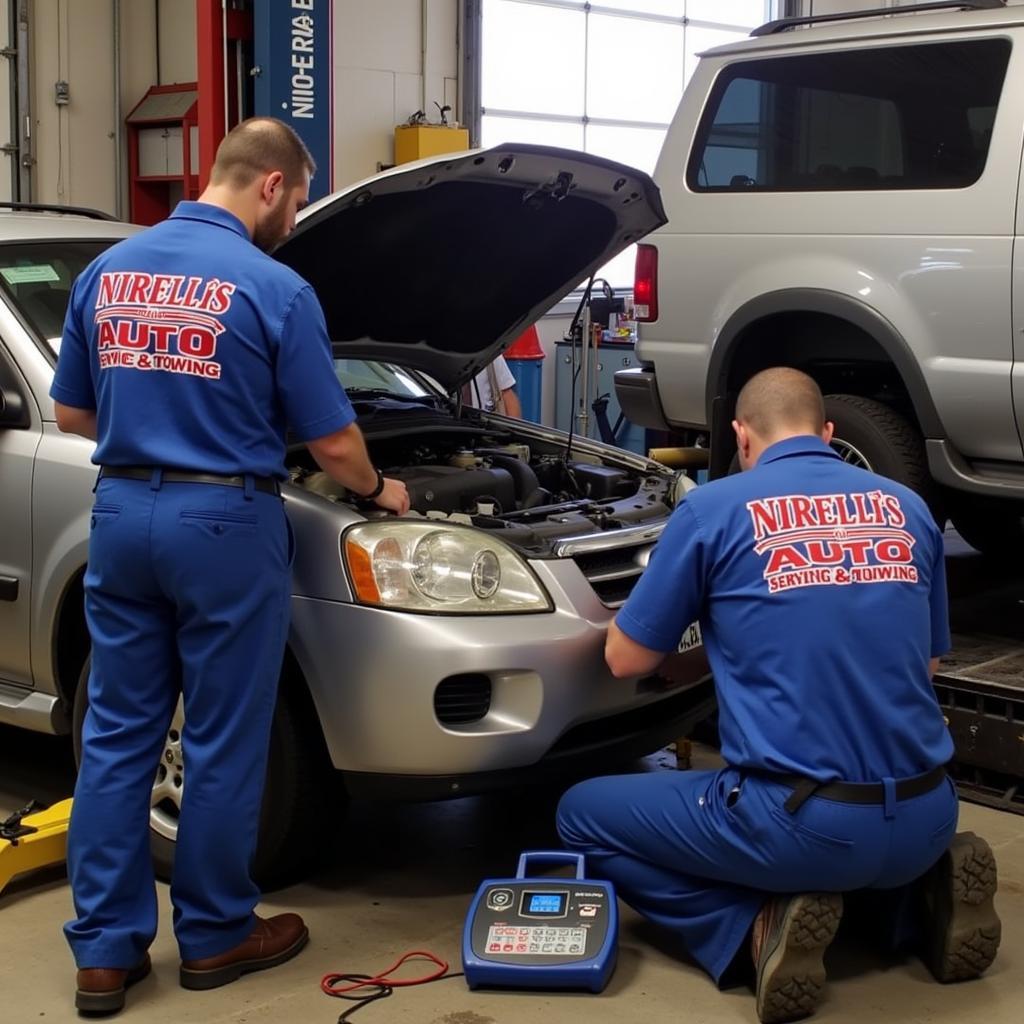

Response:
(254, 0), (333, 200)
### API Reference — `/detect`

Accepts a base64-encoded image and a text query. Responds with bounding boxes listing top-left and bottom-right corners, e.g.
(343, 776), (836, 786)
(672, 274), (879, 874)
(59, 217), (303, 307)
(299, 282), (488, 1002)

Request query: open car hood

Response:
(274, 144), (667, 390)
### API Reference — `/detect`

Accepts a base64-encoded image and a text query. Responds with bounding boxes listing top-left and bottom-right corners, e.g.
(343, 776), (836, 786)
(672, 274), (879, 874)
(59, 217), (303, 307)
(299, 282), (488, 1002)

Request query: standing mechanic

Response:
(51, 117), (409, 1015)
(463, 354), (522, 418)
(557, 368), (1000, 1024)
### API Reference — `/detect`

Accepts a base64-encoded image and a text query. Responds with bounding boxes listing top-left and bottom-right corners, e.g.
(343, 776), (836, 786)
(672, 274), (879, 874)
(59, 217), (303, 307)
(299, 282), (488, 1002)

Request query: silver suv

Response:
(616, 0), (1024, 552)
(0, 147), (712, 884)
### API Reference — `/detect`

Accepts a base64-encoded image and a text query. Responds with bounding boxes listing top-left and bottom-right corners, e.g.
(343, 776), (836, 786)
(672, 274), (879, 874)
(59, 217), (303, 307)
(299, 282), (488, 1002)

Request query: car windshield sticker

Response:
(2, 264), (61, 285)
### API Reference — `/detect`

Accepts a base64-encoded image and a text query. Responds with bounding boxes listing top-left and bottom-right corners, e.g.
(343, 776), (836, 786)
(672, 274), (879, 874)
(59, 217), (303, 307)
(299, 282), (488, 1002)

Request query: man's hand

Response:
(374, 477), (410, 515)
(605, 619), (667, 679)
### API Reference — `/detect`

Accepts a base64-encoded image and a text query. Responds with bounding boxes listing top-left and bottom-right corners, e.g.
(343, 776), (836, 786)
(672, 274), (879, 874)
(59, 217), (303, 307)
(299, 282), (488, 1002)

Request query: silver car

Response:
(0, 147), (712, 884)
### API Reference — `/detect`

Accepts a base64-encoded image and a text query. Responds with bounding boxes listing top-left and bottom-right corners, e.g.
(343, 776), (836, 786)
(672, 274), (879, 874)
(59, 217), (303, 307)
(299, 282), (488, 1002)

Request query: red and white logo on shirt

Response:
(93, 272), (236, 380)
(747, 491), (918, 594)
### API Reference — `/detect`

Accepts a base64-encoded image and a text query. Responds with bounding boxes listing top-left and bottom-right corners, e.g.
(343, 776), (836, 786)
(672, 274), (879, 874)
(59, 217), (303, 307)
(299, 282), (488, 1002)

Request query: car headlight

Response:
(342, 522), (552, 614)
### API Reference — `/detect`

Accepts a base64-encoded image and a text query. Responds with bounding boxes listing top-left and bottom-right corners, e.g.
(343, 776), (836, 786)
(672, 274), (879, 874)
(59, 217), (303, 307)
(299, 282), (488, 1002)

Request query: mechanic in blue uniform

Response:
(50, 118), (410, 1015)
(557, 368), (1000, 1024)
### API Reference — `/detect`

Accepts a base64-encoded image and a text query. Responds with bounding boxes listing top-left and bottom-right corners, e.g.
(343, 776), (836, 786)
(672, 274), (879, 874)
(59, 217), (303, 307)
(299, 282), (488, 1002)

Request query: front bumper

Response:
(288, 557), (710, 780)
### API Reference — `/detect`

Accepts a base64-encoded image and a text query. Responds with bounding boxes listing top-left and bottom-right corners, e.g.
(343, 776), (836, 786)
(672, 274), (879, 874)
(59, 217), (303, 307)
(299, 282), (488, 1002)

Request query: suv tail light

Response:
(634, 244), (659, 322)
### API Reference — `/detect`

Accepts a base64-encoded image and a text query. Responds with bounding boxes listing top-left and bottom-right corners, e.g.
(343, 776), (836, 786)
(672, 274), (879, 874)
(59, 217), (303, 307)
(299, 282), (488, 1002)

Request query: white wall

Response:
(332, 0), (459, 187)
(23, 0), (460, 211)
(158, 0), (197, 85)
(28, 0), (184, 215)
(33, 0), (118, 212)
(0, 0), (12, 202)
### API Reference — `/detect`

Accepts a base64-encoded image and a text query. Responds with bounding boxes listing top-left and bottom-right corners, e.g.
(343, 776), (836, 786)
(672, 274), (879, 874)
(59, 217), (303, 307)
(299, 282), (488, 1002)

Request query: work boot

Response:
(920, 831), (1001, 982)
(179, 913), (309, 991)
(751, 893), (843, 1024)
(75, 954), (152, 1015)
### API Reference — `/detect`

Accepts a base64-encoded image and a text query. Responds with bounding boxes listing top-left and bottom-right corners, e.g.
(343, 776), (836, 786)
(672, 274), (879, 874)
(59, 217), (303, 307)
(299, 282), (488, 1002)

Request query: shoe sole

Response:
(75, 958), (152, 1015)
(179, 928), (310, 991)
(924, 832), (1001, 983)
(756, 893), (843, 1024)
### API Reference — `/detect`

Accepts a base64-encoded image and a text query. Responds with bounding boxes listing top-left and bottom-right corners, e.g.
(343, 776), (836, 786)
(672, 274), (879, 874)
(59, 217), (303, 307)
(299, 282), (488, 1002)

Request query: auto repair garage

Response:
(1, 1), (1023, 1021)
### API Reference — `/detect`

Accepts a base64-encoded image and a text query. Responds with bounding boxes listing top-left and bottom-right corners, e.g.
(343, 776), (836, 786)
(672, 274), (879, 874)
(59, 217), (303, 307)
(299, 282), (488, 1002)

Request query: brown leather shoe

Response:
(179, 913), (309, 991)
(75, 954), (152, 1015)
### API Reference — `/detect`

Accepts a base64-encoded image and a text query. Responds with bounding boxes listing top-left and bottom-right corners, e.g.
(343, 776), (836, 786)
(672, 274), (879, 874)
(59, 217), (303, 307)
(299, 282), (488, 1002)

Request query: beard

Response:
(252, 202), (291, 253)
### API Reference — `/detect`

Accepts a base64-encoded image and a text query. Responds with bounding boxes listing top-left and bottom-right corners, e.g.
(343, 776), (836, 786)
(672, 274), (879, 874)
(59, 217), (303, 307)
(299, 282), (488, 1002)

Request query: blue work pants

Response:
(557, 767), (959, 983)
(66, 474), (292, 967)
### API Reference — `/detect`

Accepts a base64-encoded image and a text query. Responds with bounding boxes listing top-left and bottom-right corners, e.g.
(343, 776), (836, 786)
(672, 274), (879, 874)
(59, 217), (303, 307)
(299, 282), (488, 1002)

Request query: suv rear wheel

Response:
(71, 655), (340, 889)
(824, 394), (943, 524)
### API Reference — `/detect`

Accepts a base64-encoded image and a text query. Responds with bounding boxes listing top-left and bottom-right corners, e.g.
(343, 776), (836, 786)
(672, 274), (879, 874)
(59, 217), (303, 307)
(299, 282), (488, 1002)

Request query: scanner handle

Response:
(516, 850), (586, 879)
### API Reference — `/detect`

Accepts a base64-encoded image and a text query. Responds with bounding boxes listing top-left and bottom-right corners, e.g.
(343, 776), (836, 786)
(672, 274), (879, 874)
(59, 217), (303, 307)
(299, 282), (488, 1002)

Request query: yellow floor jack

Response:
(0, 798), (73, 896)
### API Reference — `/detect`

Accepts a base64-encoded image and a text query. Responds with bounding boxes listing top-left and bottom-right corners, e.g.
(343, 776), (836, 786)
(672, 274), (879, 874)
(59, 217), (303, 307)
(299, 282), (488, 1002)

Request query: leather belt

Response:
(99, 466), (281, 496)
(768, 764), (948, 814)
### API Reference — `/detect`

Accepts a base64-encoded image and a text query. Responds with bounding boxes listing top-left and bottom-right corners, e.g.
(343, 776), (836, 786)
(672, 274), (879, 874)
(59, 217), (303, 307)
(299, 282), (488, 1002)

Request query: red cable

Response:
(321, 950), (451, 996)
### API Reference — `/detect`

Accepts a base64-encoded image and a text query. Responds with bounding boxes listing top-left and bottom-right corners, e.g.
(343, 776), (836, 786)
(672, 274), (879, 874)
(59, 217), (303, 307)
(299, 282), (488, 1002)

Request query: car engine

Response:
(288, 429), (675, 554)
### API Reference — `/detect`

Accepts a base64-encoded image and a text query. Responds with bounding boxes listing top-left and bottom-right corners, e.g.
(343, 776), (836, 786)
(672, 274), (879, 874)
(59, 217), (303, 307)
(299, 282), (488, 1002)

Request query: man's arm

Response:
(929, 657), (940, 680)
(605, 619), (667, 679)
(306, 421), (409, 514)
(500, 386), (522, 419)
(605, 501), (706, 678)
(54, 402), (97, 441)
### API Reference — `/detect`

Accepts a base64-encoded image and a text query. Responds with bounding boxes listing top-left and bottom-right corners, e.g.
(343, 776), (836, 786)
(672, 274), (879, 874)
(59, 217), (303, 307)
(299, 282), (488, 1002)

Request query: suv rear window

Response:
(0, 240), (113, 356)
(688, 38), (1011, 192)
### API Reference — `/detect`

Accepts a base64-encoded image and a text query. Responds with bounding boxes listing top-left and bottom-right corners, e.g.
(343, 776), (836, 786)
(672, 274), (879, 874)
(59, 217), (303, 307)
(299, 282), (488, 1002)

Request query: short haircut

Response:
(210, 117), (316, 189)
(735, 367), (825, 437)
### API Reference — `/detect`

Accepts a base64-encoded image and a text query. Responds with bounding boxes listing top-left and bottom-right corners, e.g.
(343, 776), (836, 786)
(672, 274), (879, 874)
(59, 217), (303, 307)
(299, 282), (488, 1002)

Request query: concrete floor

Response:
(2, 528), (1022, 1023)
(1, 731), (1021, 1024)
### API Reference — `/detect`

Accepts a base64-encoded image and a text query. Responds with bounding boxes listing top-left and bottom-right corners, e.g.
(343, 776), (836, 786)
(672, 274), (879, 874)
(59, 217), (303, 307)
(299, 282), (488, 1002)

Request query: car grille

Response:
(571, 541), (657, 608)
(434, 674), (492, 726)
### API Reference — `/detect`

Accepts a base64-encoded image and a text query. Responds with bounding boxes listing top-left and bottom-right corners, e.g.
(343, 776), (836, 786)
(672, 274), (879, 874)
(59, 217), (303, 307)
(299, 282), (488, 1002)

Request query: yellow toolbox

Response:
(0, 799), (73, 896)
(394, 124), (470, 165)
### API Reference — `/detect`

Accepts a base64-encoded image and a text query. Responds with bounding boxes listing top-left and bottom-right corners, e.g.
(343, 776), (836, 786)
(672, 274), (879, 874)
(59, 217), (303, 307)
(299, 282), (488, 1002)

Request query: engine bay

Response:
(288, 425), (676, 555)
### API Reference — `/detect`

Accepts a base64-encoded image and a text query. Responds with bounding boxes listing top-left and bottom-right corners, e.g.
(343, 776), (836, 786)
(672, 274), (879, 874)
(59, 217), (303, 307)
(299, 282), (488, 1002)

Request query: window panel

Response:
(594, 1), (685, 15)
(478, 0), (773, 289)
(482, 0), (586, 116)
(481, 115), (586, 152)
(587, 14), (684, 123)
(586, 124), (668, 176)
(686, 1), (767, 27)
(595, 246), (637, 290)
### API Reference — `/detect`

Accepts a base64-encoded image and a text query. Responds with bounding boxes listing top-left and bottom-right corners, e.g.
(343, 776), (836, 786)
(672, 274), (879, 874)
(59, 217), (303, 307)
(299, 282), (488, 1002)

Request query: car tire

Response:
(71, 656), (341, 889)
(950, 501), (1024, 558)
(823, 394), (944, 525)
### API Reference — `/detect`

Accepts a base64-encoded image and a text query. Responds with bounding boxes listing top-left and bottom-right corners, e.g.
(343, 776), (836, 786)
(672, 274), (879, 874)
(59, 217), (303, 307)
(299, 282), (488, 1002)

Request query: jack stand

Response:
(0, 798), (73, 896)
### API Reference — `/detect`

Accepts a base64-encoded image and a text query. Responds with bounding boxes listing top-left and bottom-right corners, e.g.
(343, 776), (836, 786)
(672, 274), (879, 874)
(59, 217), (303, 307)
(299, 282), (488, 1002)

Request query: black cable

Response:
(327, 971), (465, 1023)
(564, 273), (596, 478)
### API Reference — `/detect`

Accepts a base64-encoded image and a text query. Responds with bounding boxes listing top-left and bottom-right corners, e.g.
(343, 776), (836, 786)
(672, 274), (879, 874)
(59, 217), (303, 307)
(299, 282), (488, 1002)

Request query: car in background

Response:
(0, 146), (712, 885)
(617, 2), (1024, 548)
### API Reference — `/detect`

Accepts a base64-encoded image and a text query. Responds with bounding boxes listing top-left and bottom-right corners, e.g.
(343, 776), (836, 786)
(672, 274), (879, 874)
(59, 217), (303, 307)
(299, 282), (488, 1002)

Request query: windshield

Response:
(0, 239), (113, 356)
(334, 357), (439, 399)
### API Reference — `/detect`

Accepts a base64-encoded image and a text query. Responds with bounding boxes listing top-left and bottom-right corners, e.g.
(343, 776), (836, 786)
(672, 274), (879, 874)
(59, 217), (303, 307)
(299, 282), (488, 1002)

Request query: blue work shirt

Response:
(618, 436), (953, 783)
(50, 201), (355, 479)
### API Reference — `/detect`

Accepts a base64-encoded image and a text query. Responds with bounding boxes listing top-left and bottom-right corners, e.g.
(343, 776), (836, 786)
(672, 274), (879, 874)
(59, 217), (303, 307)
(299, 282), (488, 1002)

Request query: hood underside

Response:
(274, 144), (667, 388)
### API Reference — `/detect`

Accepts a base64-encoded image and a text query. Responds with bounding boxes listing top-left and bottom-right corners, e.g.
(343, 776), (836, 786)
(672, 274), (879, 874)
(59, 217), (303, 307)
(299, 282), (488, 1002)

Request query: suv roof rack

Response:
(0, 201), (117, 222)
(751, 0), (1006, 37)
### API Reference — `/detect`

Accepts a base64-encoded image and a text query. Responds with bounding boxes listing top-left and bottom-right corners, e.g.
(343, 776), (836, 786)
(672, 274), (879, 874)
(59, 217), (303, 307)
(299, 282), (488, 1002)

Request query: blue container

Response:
(507, 357), (543, 423)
